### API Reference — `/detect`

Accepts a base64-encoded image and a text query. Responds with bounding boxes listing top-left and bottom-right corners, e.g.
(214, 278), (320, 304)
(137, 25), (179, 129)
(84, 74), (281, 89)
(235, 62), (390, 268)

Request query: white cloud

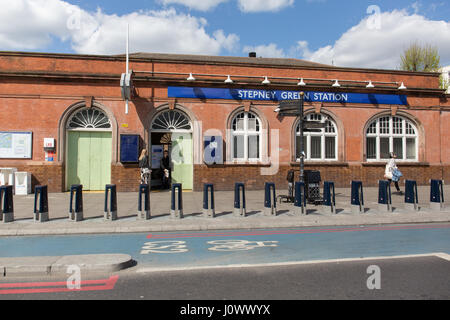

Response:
(0, 0), (240, 55)
(158, 0), (230, 11)
(243, 43), (286, 58)
(297, 9), (450, 69)
(237, 0), (294, 12)
(0, 0), (75, 50)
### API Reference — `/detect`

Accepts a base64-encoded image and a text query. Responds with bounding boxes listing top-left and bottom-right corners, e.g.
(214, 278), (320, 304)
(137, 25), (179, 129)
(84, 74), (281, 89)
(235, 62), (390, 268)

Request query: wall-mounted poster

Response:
(0, 132), (32, 159)
(120, 134), (139, 163)
(151, 145), (164, 169)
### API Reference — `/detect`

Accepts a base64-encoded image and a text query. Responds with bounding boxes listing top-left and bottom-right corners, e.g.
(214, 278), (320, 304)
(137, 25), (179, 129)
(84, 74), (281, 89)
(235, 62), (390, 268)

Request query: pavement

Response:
(0, 184), (448, 276)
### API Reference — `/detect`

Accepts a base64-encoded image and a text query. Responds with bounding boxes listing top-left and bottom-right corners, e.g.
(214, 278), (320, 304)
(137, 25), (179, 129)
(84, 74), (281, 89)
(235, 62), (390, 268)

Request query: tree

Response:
(399, 41), (441, 72)
(400, 41), (449, 90)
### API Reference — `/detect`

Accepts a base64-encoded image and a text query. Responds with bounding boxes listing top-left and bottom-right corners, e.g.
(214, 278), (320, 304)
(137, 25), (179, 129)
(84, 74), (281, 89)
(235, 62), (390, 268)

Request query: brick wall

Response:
(193, 163), (446, 191)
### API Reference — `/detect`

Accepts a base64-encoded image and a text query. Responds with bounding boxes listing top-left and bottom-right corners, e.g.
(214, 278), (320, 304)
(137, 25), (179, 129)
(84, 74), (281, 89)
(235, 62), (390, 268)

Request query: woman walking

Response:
(139, 149), (151, 185)
(384, 152), (403, 194)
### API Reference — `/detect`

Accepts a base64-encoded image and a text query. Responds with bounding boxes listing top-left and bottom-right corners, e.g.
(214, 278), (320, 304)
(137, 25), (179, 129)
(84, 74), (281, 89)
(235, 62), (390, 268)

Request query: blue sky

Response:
(0, 0), (449, 69)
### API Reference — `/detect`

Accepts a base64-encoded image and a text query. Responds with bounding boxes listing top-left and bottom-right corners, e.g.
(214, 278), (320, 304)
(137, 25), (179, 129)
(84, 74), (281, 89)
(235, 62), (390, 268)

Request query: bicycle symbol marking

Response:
(207, 240), (279, 251)
(140, 240), (189, 254)
(140, 240), (279, 254)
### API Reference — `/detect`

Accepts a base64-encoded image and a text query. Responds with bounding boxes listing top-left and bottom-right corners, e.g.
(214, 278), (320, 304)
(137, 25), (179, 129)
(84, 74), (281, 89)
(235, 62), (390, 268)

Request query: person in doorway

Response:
(160, 150), (171, 189)
(139, 149), (151, 185)
(384, 152), (403, 194)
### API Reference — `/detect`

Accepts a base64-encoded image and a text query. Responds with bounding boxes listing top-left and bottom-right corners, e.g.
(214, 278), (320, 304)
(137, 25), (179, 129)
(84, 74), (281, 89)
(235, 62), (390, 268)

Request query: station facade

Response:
(0, 51), (449, 192)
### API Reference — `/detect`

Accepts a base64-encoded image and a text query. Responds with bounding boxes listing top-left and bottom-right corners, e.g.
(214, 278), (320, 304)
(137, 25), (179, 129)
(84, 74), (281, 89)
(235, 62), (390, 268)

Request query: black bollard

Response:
(104, 184), (118, 221)
(0, 185), (14, 223)
(322, 181), (336, 214)
(234, 182), (246, 217)
(405, 180), (419, 211)
(34, 185), (49, 222)
(69, 184), (83, 221)
(264, 182), (277, 216)
(138, 184), (151, 220)
(378, 180), (392, 212)
(203, 183), (215, 218)
(351, 181), (364, 214)
(294, 181), (306, 215)
(171, 183), (183, 219)
(430, 179), (444, 211)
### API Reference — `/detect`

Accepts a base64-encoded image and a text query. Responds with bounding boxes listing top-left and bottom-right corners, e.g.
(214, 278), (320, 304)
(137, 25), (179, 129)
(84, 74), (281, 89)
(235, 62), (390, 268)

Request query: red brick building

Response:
(0, 51), (449, 192)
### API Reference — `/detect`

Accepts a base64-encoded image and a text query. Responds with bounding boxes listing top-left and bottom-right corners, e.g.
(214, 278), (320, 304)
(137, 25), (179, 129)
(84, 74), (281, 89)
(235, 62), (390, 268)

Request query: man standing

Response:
(160, 150), (171, 189)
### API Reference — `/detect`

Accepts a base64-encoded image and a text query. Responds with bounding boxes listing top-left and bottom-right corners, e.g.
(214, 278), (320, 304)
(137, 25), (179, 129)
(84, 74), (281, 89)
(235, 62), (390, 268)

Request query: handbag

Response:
(392, 168), (402, 182)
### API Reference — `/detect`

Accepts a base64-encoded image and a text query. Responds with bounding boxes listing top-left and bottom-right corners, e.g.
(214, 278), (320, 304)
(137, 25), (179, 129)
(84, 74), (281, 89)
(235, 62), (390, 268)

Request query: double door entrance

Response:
(66, 131), (112, 190)
(150, 109), (193, 190)
(150, 132), (193, 190)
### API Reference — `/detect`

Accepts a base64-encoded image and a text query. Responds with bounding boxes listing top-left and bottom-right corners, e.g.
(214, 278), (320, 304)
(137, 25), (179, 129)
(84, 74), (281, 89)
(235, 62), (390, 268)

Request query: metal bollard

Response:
(104, 184), (118, 221)
(203, 183), (215, 218)
(378, 180), (392, 212)
(34, 185), (49, 222)
(404, 180), (419, 211)
(0, 185), (14, 223)
(351, 181), (364, 214)
(430, 179), (445, 211)
(69, 184), (83, 221)
(138, 184), (151, 220)
(234, 182), (246, 217)
(171, 183), (183, 219)
(322, 181), (336, 214)
(294, 181), (306, 215)
(264, 182), (277, 216)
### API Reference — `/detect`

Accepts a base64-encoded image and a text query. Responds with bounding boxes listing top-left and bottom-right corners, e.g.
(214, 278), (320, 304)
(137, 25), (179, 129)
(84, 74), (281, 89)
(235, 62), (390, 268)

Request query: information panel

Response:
(0, 132), (32, 159)
(120, 134), (139, 163)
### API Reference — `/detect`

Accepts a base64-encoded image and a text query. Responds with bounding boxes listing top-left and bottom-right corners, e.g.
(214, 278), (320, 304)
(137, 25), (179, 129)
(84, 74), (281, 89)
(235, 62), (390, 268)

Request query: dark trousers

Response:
(388, 179), (400, 191)
(162, 170), (170, 189)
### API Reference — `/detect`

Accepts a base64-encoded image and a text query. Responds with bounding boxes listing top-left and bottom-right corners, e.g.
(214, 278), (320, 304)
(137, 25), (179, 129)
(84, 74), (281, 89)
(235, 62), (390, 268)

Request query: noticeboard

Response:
(120, 134), (139, 163)
(0, 132), (33, 159)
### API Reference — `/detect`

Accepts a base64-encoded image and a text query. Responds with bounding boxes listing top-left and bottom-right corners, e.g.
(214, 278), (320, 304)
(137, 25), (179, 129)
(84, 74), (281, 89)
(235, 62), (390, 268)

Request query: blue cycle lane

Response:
(0, 223), (449, 270)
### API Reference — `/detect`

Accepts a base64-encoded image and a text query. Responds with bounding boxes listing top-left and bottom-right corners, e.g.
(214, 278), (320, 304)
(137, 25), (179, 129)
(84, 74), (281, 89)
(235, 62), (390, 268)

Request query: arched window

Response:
(366, 115), (418, 161)
(151, 109), (192, 132)
(67, 107), (111, 129)
(295, 113), (338, 161)
(231, 111), (261, 161)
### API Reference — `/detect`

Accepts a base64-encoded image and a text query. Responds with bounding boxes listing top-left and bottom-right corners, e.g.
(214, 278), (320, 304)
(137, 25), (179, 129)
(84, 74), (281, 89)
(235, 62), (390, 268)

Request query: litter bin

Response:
(14, 172), (31, 195)
(0, 168), (17, 185)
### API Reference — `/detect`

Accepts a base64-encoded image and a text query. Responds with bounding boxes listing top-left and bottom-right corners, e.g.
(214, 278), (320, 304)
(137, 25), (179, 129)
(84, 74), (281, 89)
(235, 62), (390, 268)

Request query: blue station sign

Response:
(168, 87), (408, 105)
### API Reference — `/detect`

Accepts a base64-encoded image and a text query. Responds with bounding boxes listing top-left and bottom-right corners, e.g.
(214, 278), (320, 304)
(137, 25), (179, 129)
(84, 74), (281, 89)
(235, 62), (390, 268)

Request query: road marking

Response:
(136, 253), (450, 273)
(0, 275), (119, 295)
(147, 223), (450, 239)
(434, 252), (450, 261)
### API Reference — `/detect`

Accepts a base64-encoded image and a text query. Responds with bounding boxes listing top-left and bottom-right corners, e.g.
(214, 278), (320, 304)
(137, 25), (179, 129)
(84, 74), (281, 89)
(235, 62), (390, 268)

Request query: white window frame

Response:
(365, 115), (418, 162)
(295, 113), (338, 161)
(231, 111), (262, 162)
(66, 107), (112, 132)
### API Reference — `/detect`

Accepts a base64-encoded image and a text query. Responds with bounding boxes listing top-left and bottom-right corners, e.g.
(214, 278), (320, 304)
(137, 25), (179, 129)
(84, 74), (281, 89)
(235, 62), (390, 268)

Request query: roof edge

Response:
(0, 50), (442, 77)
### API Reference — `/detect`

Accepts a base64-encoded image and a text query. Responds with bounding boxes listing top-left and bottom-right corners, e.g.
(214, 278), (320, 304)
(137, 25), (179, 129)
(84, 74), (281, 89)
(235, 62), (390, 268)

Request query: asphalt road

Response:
(1, 255), (449, 302)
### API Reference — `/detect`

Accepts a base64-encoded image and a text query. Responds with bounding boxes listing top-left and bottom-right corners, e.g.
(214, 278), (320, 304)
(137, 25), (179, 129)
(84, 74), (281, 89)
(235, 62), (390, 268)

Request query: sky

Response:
(0, 0), (449, 70)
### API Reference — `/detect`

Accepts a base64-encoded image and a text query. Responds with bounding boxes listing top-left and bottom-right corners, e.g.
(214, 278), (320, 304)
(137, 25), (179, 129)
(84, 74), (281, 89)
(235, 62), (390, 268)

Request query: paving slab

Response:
(0, 186), (448, 236)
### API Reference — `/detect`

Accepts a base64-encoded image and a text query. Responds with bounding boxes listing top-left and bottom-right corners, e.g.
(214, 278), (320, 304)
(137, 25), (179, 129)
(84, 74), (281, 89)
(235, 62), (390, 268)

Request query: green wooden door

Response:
(171, 133), (193, 190)
(67, 131), (112, 190)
